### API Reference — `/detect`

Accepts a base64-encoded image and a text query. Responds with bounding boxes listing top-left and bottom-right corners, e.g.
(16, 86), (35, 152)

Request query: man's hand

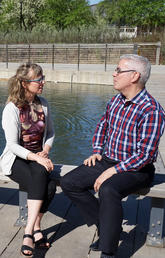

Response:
(94, 167), (117, 192)
(84, 154), (102, 167)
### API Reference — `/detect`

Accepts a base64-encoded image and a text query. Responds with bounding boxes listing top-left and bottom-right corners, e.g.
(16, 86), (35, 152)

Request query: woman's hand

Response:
(84, 154), (102, 167)
(27, 152), (54, 172)
(36, 150), (49, 158)
(36, 144), (51, 158)
(36, 156), (54, 172)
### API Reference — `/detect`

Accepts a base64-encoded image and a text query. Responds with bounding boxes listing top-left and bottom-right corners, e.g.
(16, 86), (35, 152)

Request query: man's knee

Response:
(60, 166), (84, 192)
(48, 180), (57, 200)
(60, 172), (74, 192)
(61, 164), (94, 192)
(99, 182), (120, 201)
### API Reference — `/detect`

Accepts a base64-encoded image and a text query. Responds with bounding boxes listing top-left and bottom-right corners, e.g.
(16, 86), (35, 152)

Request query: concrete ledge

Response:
(46, 69), (113, 85)
(0, 68), (114, 85)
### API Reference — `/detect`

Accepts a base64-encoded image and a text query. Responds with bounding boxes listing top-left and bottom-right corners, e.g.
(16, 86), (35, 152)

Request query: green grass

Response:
(0, 26), (120, 44)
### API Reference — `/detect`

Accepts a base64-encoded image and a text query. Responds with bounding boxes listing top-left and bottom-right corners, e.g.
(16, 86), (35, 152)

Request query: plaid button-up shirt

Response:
(92, 88), (165, 173)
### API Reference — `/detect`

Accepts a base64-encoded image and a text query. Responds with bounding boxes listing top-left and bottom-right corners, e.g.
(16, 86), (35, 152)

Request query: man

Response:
(61, 54), (165, 258)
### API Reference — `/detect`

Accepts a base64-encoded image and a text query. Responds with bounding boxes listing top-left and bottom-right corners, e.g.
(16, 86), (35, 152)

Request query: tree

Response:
(125, 0), (165, 33)
(0, 0), (45, 31)
(40, 0), (95, 30)
(96, 0), (122, 26)
(97, 0), (165, 31)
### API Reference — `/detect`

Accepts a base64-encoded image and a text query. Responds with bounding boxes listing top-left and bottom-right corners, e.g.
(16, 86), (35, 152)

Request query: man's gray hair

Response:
(120, 54), (151, 85)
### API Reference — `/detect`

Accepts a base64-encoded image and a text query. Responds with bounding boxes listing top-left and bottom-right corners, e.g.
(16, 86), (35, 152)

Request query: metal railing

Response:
(0, 42), (161, 71)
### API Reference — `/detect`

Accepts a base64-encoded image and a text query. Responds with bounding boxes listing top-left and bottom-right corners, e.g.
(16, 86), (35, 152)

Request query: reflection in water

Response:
(0, 82), (115, 165)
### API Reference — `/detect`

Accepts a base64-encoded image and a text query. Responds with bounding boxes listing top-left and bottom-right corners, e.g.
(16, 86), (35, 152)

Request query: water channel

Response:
(0, 82), (115, 165)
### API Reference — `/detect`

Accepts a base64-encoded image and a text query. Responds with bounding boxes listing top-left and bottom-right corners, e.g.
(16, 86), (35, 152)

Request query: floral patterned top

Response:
(19, 97), (45, 152)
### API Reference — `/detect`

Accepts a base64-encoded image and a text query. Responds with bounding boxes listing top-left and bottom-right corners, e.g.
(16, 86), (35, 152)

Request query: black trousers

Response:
(61, 155), (155, 254)
(9, 156), (56, 213)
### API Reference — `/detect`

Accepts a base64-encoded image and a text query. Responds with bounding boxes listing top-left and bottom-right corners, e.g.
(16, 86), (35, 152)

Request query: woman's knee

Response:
(32, 166), (48, 183)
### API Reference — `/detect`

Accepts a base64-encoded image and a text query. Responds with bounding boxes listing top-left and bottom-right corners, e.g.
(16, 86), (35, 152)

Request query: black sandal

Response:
(33, 229), (50, 249)
(21, 234), (34, 257)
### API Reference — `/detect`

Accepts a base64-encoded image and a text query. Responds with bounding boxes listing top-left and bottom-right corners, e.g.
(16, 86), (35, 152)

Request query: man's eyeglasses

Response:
(115, 67), (136, 74)
(26, 75), (45, 83)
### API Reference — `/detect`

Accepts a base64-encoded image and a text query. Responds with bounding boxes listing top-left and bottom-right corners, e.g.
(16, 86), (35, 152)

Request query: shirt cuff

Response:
(114, 163), (126, 173)
(92, 148), (103, 155)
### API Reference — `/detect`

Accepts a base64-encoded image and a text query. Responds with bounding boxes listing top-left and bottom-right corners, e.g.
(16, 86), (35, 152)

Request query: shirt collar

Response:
(119, 88), (147, 105)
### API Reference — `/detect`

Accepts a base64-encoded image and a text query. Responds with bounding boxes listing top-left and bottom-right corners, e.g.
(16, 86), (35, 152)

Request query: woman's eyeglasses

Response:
(26, 75), (45, 83)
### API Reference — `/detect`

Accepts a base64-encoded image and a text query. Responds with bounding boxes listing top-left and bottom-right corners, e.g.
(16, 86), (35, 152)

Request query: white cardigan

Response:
(0, 96), (55, 175)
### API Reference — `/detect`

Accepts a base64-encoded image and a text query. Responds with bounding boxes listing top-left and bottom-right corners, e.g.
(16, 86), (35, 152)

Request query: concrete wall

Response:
(45, 69), (113, 85)
(0, 68), (114, 85)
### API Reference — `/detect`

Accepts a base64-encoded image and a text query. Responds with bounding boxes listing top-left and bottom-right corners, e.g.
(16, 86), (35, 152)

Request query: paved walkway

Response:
(0, 62), (165, 72)
(1, 178), (165, 258)
(0, 63), (165, 258)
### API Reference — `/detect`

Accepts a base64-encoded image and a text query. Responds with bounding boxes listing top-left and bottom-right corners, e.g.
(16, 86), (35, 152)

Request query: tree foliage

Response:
(0, 0), (164, 40)
(97, 0), (165, 30)
(0, 0), (95, 31)
(0, 0), (45, 31)
(39, 0), (95, 30)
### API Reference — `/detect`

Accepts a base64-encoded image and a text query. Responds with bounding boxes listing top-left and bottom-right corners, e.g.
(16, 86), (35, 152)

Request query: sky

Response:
(88, 0), (103, 5)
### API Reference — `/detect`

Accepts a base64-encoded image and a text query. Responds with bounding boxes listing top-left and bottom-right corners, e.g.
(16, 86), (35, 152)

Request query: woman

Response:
(0, 63), (56, 257)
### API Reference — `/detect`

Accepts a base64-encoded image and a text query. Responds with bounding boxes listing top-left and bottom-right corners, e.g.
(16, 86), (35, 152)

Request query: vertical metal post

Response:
(146, 197), (165, 247)
(52, 44), (55, 70)
(66, 48), (68, 63)
(28, 44), (30, 63)
(133, 44), (138, 54)
(156, 41), (161, 65)
(87, 48), (88, 61)
(104, 43), (108, 72)
(14, 191), (28, 227)
(77, 43), (80, 71)
(6, 44), (8, 69)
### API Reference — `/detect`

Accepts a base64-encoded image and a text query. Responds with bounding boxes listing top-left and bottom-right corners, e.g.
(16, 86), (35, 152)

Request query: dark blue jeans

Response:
(61, 155), (155, 254)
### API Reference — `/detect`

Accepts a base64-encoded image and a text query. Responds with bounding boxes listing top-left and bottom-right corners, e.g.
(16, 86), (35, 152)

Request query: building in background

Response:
(90, 4), (98, 13)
